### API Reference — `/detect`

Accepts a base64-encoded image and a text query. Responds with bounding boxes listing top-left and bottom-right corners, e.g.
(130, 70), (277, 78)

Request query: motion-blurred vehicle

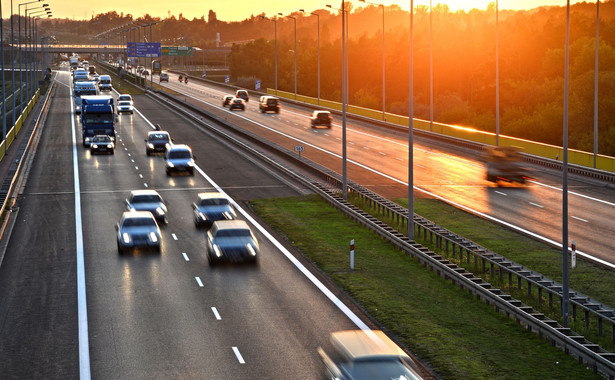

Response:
(98, 75), (112, 92)
(89, 135), (115, 155)
(116, 211), (161, 254)
(235, 89), (249, 102)
(145, 130), (172, 155)
(193, 192), (237, 227)
(484, 146), (527, 184)
(259, 96), (280, 114)
(159, 72), (169, 82)
(117, 100), (134, 114)
(206, 220), (259, 265)
(125, 189), (167, 223)
(318, 330), (423, 380)
(310, 110), (333, 128)
(229, 98), (245, 111)
(165, 144), (195, 176)
(118, 94), (133, 105)
(222, 95), (234, 107)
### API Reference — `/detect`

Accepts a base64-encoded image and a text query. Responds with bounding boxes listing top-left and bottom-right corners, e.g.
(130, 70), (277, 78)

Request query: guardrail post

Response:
(528, 281), (532, 297)
(585, 310), (590, 328)
(538, 287), (543, 305)
(598, 318), (603, 337)
(573, 304), (577, 320)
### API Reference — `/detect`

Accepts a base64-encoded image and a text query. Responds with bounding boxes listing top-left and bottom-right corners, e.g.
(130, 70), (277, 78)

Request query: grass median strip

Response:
(250, 194), (600, 379)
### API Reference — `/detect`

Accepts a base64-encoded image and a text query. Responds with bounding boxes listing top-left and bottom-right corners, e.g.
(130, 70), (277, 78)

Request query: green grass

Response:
(250, 194), (602, 379)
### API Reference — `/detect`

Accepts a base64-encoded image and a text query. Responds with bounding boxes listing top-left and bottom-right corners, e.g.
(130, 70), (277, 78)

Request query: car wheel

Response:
(189, 169), (194, 176)
(110, 149), (115, 155)
(146, 150), (151, 156)
(130, 111), (133, 114)
(117, 242), (123, 255)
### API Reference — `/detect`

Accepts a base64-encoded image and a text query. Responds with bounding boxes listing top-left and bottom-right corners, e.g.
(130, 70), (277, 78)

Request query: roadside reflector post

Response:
(571, 240), (576, 269)
(350, 239), (355, 270)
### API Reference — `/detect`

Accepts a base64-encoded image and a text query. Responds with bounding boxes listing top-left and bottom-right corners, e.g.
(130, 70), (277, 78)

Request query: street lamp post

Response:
(408, 0), (415, 239)
(28, 9), (48, 98)
(327, 2), (348, 199)
(593, 0), (600, 168)
(18, 1), (44, 115)
(1, 0), (6, 154)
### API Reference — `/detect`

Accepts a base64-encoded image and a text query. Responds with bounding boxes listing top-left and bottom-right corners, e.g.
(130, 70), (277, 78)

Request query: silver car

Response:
(206, 220), (259, 265)
(90, 134), (115, 155)
(125, 189), (167, 223)
(117, 100), (134, 114)
(193, 192), (236, 227)
(116, 211), (161, 254)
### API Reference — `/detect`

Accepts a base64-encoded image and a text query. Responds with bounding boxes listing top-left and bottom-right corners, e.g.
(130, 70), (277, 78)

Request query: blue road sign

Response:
(127, 42), (161, 58)
(255, 80), (261, 90)
(202, 71), (206, 78)
(225, 75), (230, 83)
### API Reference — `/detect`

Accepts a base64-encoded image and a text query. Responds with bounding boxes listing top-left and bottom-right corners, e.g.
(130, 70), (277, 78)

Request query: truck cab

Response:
(80, 95), (118, 146)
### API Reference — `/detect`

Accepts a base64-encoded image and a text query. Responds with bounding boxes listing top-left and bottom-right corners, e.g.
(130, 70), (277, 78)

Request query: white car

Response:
(116, 211), (161, 254)
(117, 100), (134, 114)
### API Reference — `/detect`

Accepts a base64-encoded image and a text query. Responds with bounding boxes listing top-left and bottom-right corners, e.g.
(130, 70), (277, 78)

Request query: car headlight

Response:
(246, 244), (257, 256)
(167, 162), (175, 167)
(213, 244), (222, 257)
(222, 211), (233, 220)
(198, 212), (206, 221)
(107, 144), (114, 149)
(85, 137), (91, 142)
(122, 232), (131, 244)
(91, 144), (98, 149)
(155, 207), (165, 216)
(187, 161), (195, 167)
(147, 143), (154, 149)
(149, 232), (158, 243)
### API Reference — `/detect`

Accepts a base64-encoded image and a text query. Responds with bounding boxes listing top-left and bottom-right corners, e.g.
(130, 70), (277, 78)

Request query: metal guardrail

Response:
(145, 88), (615, 378)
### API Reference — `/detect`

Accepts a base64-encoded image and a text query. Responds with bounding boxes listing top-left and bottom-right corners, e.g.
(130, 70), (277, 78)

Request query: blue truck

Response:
(80, 95), (118, 146)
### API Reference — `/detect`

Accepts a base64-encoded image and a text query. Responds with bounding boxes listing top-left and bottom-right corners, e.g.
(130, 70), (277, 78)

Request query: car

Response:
(145, 130), (172, 155)
(125, 189), (168, 223)
(222, 95), (234, 107)
(259, 96), (280, 114)
(484, 146), (527, 184)
(310, 110), (333, 128)
(90, 73), (100, 83)
(116, 211), (161, 254)
(235, 89), (249, 102)
(206, 220), (259, 265)
(165, 144), (195, 176)
(229, 98), (245, 111)
(192, 192), (237, 227)
(117, 100), (134, 114)
(318, 330), (424, 380)
(89, 135), (115, 155)
(98, 75), (112, 91)
(159, 73), (169, 82)
(118, 94), (133, 105)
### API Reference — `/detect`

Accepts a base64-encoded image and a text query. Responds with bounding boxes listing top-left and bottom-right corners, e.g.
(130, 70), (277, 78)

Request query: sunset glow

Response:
(28, 0), (589, 22)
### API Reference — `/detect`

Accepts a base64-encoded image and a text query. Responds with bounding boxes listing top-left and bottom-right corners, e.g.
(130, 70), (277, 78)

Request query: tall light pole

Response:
(301, 9), (321, 105)
(327, 2), (348, 199)
(562, 0), (571, 329)
(429, 0), (433, 132)
(259, 15), (278, 95)
(281, 13), (297, 100)
(18, 1), (44, 115)
(28, 8), (47, 97)
(1, 0), (6, 154)
(593, 0), (600, 168)
(359, 0), (385, 120)
(408, 0), (415, 239)
(496, 0), (500, 146)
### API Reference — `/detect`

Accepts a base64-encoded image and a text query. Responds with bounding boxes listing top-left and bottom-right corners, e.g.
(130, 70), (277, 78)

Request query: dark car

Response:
(484, 146), (527, 184)
(222, 95), (234, 107)
(259, 96), (280, 114)
(116, 211), (161, 254)
(165, 144), (195, 176)
(145, 131), (172, 155)
(90, 135), (115, 155)
(193, 192), (237, 227)
(229, 98), (245, 111)
(318, 330), (423, 380)
(206, 220), (259, 265)
(159, 73), (169, 82)
(235, 89), (249, 102)
(125, 189), (167, 223)
(311, 110), (333, 128)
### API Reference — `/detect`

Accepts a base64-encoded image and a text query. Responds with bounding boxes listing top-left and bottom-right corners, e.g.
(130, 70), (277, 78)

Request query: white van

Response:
(98, 75), (112, 92)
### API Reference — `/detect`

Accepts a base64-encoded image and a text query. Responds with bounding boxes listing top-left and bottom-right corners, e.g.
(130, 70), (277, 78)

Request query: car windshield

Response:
(169, 150), (191, 159)
(339, 359), (420, 380)
(92, 136), (110, 143)
(119, 96), (130, 101)
(149, 133), (169, 142)
(214, 229), (252, 238)
(267, 99), (277, 105)
(131, 194), (162, 203)
(118, 101), (131, 106)
(84, 113), (114, 124)
(122, 217), (157, 227)
(200, 198), (230, 207)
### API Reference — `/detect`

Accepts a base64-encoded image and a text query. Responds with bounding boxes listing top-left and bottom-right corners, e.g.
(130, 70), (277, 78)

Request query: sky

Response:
(9, 0), (591, 22)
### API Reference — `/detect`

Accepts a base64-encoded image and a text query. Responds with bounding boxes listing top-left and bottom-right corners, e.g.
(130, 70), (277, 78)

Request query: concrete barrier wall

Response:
(269, 89), (614, 172)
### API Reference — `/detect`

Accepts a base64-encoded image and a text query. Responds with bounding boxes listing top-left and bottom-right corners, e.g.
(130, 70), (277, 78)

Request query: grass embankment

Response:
(251, 194), (601, 379)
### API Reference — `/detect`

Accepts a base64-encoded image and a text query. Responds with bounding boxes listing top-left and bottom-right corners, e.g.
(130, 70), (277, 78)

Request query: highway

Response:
(158, 71), (615, 267)
(0, 69), (395, 378)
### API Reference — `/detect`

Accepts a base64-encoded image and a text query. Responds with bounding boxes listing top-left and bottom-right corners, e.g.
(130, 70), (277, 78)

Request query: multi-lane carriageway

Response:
(0, 65), (614, 378)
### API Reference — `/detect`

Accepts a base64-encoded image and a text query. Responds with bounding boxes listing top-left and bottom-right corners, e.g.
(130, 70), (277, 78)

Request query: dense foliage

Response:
(37, 2), (615, 154)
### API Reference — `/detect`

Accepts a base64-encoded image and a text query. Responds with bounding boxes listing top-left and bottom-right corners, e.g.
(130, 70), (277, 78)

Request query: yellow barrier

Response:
(0, 89), (41, 164)
(269, 88), (615, 172)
